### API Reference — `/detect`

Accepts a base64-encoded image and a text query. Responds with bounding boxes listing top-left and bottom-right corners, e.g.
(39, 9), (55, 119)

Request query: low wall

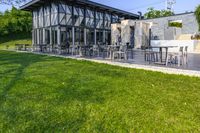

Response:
(151, 40), (200, 53)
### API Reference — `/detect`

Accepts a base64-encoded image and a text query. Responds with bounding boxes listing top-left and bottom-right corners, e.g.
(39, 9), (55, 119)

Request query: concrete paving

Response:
(29, 50), (200, 78)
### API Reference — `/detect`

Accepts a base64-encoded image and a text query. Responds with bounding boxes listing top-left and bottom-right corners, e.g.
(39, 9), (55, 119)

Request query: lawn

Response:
(0, 50), (200, 132)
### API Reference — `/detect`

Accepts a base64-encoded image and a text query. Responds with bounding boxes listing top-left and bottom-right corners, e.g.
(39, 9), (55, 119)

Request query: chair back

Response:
(120, 45), (127, 52)
(93, 45), (99, 51)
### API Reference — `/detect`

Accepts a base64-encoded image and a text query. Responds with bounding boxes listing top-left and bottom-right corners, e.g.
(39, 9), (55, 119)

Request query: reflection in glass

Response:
(39, 29), (43, 44)
(66, 27), (72, 47)
(96, 30), (103, 45)
(105, 30), (111, 45)
(86, 9), (94, 28)
(60, 27), (67, 47)
(52, 27), (57, 45)
(45, 29), (50, 44)
(96, 12), (104, 29)
(86, 29), (94, 45)
(33, 30), (37, 44)
(75, 28), (84, 46)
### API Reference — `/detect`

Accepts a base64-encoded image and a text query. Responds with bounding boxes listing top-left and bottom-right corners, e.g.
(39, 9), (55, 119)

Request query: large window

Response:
(86, 9), (94, 28)
(58, 3), (73, 25)
(38, 7), (43, 28)
(51, 3), (58, 25)
(112, 14), (119, 23)
(105, 30), (111, 45)
(86, 29), (94, 45)
(33, 30), (37, 44)
(39, 29), (43, 44)
(45, 29), (50, 44)
(66, 5), (72, 25)
(33, 10), (38, 28)
(75, 28), (80, 46)
(60, 27), (67, 47)
(105, 13), (111, 29)
(74, 7), (85, 26)
(74, 28), (84, 46)
(96, 30), (103, 45)
(44, 6), (50, 27)
(52, 27), (58, 45)
(96, 12), (104, 29)
(66, 27), (72, 46)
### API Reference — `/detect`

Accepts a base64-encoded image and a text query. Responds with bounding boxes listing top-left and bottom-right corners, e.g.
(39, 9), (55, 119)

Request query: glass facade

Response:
(32, 1), (126, 52)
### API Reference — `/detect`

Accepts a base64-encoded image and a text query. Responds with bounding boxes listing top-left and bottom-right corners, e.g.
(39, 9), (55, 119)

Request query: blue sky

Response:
(0, 0), (199, 14)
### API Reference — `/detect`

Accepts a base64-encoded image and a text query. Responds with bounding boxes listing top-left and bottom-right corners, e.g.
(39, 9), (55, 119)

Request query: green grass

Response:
(0, 34), (31, 50)
(0, 50), (200, 132)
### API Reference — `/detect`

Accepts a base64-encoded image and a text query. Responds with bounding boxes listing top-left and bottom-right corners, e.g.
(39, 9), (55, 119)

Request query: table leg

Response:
(165, 48), (168, 64)
(160, 48), (162, 62)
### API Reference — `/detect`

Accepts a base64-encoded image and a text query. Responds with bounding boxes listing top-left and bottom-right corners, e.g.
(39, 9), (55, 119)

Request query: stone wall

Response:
(111, 12), (198, 49)
(139, 12), (198, 40)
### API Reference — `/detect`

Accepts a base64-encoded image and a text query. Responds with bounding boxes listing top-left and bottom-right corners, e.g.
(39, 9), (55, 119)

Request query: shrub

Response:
(195, 5), (200, 31)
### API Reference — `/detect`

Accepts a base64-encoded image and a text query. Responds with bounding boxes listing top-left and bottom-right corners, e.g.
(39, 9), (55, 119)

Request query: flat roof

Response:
(20, 0), (139, 19)
(141, 12), (194, 21)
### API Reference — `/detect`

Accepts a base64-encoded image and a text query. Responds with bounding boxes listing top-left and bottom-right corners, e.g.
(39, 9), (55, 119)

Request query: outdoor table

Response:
(15, 44), (31, 51)
(149, 46), (178, 65)
(79, 45), (93, 56)
(24, 44), (31, 51)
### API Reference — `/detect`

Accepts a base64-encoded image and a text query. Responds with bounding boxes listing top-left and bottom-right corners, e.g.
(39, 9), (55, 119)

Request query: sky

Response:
(0, 0), (199, 15)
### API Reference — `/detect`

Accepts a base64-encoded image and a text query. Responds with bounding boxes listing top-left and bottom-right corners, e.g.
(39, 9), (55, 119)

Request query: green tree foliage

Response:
(144, 7), (174, 19)
(169, 22), (182, 28)
(0, 7), (32, 36)
(195, 5), (200, 31)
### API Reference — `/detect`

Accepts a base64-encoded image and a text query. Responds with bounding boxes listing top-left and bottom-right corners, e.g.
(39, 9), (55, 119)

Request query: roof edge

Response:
(141, 11), (194, 21)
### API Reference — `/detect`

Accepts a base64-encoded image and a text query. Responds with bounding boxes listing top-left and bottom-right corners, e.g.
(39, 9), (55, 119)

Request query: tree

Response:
(0, 6), (32, 36)
(195, 5), (200, 31)
(144, 7), (174, 19)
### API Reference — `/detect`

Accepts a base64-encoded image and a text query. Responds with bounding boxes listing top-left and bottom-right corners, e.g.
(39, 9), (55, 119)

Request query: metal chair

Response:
(166, 46), (184, 66)
(92, 45), (100, 57)
(113, 45), (127, 60)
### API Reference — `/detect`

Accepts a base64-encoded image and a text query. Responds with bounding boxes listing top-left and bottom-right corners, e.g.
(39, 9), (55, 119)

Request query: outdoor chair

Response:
(92, 45), (100, 57)
(166, 46), (184, 66)
(98, 44), (109, 58)
(113, 45), (127, 60)
(184, 46), (188, 65)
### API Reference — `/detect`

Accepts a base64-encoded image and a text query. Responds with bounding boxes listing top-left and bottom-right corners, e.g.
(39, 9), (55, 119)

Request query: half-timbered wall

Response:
(32, 1), (122, 51)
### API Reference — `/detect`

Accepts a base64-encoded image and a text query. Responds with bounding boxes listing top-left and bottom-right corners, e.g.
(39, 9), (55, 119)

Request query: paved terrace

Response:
(27, 50), (200, 77)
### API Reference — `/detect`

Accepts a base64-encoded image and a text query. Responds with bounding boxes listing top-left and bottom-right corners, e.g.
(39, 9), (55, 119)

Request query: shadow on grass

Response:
(0, 51), (106, 105)
(0, 51), (52, 106)
(0, 51), (108, 131)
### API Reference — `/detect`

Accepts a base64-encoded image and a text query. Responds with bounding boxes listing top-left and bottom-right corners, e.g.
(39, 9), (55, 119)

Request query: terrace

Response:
(23, 44), (200, 77)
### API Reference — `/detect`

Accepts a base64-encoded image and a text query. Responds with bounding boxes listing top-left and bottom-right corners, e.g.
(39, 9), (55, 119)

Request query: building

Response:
(112, 12), (199, 49)
(20, 0), (139, 53)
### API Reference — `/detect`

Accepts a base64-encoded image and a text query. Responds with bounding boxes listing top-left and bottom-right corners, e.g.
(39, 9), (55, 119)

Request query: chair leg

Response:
(178, 55), (181, 67)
